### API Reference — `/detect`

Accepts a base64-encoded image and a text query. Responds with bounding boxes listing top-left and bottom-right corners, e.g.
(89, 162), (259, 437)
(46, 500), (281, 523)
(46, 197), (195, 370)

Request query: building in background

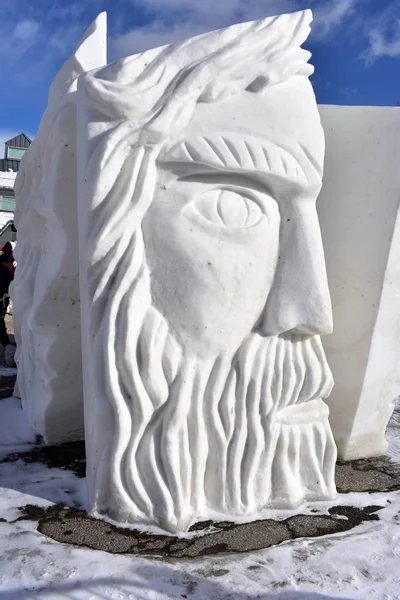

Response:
(0, 133), (32, 246)
(0, 133), (31, 174)
(0, 171), (17, 246)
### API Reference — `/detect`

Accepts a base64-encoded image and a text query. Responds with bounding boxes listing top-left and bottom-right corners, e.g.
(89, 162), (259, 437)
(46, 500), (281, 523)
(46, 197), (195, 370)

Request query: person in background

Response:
(2, 241), (13, 257)
(1, 242), (15, 275)
(0, 253), (16, 367)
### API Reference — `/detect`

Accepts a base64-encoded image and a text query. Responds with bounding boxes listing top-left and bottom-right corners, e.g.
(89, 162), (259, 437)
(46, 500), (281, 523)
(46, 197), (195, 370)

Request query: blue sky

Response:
(0, 0), (399, 147)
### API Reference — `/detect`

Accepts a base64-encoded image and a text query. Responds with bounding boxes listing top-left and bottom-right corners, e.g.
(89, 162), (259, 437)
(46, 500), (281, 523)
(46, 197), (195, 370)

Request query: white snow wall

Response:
(318, 105), (400, 460)
(11, 14), (107, 443)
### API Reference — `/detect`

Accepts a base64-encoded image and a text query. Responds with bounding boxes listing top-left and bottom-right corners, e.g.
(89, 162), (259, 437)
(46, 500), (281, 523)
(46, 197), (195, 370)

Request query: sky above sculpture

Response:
(0, 0), (399, 146)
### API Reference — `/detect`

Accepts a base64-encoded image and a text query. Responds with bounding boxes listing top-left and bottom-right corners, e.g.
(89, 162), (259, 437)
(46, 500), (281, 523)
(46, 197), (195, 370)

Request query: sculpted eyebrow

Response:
(161, 134), (307, 188)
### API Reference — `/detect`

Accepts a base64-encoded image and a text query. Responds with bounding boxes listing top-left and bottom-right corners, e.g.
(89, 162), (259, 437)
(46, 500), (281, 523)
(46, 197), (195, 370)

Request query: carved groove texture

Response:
(77, 10), (336, 531)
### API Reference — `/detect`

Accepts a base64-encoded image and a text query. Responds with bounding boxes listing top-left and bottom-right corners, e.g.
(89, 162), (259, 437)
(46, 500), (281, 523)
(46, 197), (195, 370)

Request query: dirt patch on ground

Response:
(3, 439), (397, 557)
(336, 455), (400, 493)
(0, 441), (86, 478)
(3, 439), (394, 557)
(2, 365), (399, 557)
(17, 503), (382, 558)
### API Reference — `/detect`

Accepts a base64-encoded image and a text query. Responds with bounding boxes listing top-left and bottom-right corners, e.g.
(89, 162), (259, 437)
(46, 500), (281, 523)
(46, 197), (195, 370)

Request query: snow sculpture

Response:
(11, 14), (107, 442)
(77, 9), (337, 532)
(318, 106), (400, 460)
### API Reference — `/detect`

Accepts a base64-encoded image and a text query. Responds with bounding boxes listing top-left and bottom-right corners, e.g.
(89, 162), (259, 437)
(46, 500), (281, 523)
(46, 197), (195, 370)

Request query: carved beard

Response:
(95, 304), (337, 532)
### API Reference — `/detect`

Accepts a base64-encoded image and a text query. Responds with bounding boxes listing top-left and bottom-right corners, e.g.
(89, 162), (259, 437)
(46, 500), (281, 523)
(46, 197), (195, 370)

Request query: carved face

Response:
(142, 77), (332, 356)
(80, 11), (338, 532)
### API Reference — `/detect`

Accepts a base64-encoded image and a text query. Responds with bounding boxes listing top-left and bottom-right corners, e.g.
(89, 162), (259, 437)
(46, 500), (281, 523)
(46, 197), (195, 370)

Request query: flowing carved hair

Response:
(79, 8), (316, 373)
(76, 11), (329, 528)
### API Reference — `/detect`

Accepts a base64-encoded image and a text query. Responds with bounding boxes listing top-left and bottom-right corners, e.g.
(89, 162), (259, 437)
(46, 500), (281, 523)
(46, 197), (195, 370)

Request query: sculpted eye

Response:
(188, 188), (264, 228)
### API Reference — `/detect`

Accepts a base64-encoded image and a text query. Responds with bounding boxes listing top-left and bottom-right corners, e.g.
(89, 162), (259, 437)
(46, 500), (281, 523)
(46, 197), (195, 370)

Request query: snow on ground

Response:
(0, 396), (35, 446)
(0, 367), (17, 377)
(0, 399), (400, 599)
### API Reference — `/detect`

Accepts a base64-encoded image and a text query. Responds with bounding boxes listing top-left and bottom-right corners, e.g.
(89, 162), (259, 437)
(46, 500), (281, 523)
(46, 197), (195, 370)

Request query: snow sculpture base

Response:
(11, 14), (107, 443)
(77, 10), (337, 532)
(318, 106), (400, 461)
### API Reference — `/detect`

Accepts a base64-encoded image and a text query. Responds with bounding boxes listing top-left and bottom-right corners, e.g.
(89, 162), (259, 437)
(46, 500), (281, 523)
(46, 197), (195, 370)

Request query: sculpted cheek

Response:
(67, 8), (337, 536)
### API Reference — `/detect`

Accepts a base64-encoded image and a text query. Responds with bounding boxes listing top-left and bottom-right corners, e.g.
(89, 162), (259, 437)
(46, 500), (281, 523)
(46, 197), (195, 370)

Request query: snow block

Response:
(11, 13), (107, 443)
(318, 105), (400, 460)
(77, 10), (337, 532)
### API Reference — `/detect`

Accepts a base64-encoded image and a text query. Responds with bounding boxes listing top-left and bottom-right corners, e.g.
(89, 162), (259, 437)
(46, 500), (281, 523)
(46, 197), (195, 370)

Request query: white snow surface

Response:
(0, 171), (16, 190)
(0, 397), (400, 599)
(0, 396), (35, 446)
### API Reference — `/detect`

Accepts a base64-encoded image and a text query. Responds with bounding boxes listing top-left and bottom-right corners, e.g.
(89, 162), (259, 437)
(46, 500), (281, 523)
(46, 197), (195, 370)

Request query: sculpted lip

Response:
(276, 399), (330, 425)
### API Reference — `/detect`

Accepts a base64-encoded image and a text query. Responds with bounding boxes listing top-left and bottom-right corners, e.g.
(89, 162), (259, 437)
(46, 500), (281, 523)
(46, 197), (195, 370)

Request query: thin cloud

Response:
(111, 0), (297, 58)
(361, 1), (400, 63)
(0, 0), (111, 78)
(311, 0), (359, 40)
(13, 19), (40, 41)
(0, 0), (395, 109)
(110, 0), (362, 58)
(0, 17), (40, 64)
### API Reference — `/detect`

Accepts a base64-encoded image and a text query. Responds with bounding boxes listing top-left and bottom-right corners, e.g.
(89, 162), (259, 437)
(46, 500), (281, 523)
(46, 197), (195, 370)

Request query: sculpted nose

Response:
(261, 202), (333, 336)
